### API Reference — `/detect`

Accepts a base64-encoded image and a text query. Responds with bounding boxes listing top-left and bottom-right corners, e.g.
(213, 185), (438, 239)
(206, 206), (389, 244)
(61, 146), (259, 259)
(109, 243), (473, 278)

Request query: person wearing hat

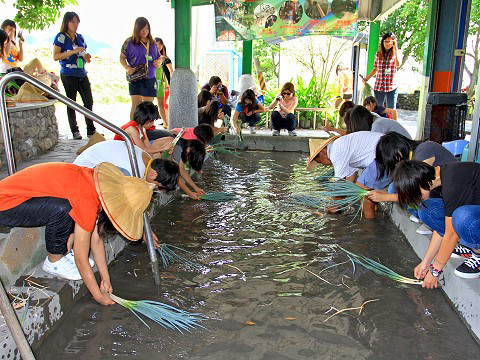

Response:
(306, 131), (385, 217)
(0, 162), (155, 305)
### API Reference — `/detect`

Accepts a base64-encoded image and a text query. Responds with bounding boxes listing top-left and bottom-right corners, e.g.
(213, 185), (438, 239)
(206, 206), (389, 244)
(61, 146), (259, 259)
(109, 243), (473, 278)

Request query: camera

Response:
(276, 96), (282, 101)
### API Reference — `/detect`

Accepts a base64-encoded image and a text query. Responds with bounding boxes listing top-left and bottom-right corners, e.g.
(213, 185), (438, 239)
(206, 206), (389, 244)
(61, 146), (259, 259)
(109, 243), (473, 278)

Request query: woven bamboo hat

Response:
(94, 162), (155, 240)
(306, 136), (340, 170)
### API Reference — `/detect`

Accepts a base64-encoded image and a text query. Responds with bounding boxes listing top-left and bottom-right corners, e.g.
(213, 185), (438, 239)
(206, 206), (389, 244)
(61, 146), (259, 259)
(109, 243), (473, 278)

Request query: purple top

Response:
(121, 37), (160, 79)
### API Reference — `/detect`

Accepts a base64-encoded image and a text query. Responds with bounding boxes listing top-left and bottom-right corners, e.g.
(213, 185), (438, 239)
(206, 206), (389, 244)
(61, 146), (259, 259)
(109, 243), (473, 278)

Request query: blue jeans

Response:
(416, 198), (480, 250)
(374, 88), (398, 109)
(240, 112), (261, 127)
(271, 111), (296, 131)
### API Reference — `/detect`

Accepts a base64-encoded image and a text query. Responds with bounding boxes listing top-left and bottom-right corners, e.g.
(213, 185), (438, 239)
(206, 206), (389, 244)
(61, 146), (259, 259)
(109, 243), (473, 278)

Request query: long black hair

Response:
(181, 139), (206, 172)
(198, 89), (212, 108)
(133, 101), (159, 126)
(345, 105), (374, 133)
(60, 12), (80, 33)
(240, 89), (257, 112)
(150, 159), (179, 191)
(0, 30), (9, 60)
(393, 160), (436, 208)
(199, 100), (221, 126)
(193, 124), (214, 144)
(97, 209), (118, 240)
(379, 32), (396, 60)
(376, 132), (424, 179)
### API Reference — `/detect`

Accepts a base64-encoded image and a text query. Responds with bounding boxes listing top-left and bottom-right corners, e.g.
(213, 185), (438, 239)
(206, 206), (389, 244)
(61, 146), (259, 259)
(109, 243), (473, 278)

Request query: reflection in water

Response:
(37, 152), (479, 359)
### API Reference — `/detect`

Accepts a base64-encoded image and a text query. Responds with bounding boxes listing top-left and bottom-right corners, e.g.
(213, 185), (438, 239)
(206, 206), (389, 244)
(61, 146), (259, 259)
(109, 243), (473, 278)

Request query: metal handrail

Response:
(0, 73), (161, 284)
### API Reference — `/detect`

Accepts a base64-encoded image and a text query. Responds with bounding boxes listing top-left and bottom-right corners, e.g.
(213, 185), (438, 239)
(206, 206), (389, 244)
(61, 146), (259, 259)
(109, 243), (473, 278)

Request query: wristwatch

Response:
(429, 264), (443, 277)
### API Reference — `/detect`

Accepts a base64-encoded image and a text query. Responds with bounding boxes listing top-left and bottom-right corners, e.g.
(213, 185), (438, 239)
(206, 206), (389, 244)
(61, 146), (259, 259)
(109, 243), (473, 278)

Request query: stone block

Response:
(169, 68), (198, 129)
(237, 74), (256, 94)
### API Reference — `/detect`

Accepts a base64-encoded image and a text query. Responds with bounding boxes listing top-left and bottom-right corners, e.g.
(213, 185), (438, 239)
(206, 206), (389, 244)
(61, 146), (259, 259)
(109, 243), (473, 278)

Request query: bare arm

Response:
(255, 103), (266, 113)
(279, 97), (298, 114)
(177, 176), (200, 200)
(53, 45), (83, 61)
(364, 67), (378, 82)
(73, 224), (114, 305)
(367, 190), (398, 202)
(178, 159), (204, 194)
(17, 42), (24, 62)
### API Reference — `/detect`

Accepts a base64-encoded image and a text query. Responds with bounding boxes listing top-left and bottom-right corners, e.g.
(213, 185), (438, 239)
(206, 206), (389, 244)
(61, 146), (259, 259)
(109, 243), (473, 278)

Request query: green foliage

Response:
(252, 39), (280, 86)
(9, 0), (78, 31)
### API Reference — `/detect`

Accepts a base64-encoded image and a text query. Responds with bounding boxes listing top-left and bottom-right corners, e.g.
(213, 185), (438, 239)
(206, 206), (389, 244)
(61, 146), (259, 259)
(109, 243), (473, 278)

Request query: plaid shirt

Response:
(373, 52), (398, 92)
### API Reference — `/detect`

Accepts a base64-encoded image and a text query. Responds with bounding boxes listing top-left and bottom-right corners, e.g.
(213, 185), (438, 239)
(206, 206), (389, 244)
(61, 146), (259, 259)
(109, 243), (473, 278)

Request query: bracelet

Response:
(429, 264), (443, 277)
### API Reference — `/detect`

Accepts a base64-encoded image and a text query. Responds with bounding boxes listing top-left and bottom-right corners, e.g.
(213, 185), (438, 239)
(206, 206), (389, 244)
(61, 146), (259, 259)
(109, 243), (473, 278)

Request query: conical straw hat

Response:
(76, 132), (106, 155)
(94, 162), (155, 240)
(306, 136), (340, 170)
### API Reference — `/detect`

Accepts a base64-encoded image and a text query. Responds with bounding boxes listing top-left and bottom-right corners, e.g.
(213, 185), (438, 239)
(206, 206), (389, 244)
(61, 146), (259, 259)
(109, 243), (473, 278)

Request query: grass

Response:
(110, 293), (205, 333)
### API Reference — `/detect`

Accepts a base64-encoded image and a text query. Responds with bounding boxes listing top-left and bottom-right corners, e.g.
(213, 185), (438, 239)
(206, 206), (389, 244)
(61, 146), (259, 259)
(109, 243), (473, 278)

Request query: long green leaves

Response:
(290, 194), (324, 208)
(200, 192), (237, 202)
(157, 244), (202, 270)
(314, 166), (335, 182)
(110, 294), (205, 333)
(209, 132), (223, 146)
(317, 180), (368, 213)
(162, 128), (185, 159)
(337, 246), (423, 285)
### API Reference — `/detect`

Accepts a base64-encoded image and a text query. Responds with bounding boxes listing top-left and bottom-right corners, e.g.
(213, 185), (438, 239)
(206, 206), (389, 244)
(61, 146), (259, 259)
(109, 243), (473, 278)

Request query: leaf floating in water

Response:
(245, 321), (256, 325)
(110, 293), (205, 333)
(336, 245), (423, 285)
(284, 317), (296, 321)
(200, 192), (237, 202)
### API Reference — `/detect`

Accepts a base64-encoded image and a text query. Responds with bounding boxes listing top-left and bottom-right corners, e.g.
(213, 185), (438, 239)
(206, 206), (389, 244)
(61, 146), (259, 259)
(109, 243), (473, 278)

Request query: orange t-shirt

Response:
(0, 163), (100, 232)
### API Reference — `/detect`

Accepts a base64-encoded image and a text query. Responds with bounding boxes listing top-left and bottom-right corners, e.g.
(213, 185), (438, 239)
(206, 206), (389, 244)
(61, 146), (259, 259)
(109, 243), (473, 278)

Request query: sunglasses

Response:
(282, 92), (292, 96)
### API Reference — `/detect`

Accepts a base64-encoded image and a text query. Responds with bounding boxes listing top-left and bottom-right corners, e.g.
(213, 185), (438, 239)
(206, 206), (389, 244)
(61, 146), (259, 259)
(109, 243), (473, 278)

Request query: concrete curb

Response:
(389, 204), (480, 342)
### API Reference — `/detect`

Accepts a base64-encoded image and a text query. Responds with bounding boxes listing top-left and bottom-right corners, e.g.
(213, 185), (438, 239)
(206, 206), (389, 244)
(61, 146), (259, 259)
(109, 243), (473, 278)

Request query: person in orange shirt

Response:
(0, 162), (159, 306)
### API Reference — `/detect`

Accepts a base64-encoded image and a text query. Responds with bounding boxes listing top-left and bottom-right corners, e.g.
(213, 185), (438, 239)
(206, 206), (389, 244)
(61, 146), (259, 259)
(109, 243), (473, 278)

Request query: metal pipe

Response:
(0, 74), (162, 278)
(0, 279), (35, 360)
(468, 75), (480, 162)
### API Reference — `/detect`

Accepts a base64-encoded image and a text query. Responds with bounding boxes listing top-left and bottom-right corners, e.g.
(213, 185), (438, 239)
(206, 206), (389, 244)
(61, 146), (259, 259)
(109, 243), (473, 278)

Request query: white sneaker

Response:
(66, 249), (95, 267)
(288, 130), (297, 136)
(416, 224), (433, 235)
(272, 130), (280, 136)
(249, 126), (256, 134)
(409, 215), (421, 223)
(42, 256), (82, 281)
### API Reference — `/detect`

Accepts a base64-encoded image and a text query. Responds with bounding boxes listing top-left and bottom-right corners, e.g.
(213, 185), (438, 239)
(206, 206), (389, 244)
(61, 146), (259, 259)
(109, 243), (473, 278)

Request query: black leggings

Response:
(60, 75), (96, 135)
(0, 197), (75, 255)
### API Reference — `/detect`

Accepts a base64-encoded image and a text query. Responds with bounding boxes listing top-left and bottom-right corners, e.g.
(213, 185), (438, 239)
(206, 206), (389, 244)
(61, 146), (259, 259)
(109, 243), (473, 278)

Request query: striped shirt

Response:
(373, 52), (398, 92)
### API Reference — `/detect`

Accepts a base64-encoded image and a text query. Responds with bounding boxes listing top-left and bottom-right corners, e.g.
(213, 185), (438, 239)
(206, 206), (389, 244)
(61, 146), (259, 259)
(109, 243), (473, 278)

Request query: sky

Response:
(0, 0), (177, 54)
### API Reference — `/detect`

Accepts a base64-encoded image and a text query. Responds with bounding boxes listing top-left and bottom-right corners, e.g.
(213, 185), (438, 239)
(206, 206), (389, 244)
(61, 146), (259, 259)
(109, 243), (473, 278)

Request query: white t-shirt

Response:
(328, 131), (383, 179)
(73, 140), (149, 176)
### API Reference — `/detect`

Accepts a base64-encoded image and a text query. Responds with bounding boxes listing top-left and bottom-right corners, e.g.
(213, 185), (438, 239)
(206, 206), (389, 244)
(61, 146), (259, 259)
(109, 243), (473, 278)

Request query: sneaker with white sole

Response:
(454, 253), (480, 279)
(288, 130), (297, 136)
(451, 244), (473, 260)
(42, 256), (82, 281)
(272, 130), (280, 136)
(249, 126), (256, 134)
(66, 249), (95, 267)
(416, 224), (433, 235)
(409, 215), (421, 223)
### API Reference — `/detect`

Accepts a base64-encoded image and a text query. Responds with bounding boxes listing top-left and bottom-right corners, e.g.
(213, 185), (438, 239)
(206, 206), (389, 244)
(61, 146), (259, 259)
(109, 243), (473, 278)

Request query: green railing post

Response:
(175, 0), (192, 68)
(242, 40), (253, 75)
(366, 21), (380, 75)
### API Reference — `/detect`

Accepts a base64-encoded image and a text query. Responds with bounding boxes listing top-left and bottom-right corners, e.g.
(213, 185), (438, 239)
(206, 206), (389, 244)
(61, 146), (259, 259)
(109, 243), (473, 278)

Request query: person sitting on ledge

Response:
(393, 160), (480, 286)
(267, 82), (298, 136)
(233, 89), (265, 135)
(0, 162), (155, 305)
(114, 101), (173, 155)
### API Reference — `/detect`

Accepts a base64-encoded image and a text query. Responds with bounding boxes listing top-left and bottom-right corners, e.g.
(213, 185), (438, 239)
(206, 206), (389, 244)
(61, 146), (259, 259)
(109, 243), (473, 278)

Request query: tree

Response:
(464, 0), (480, 98)
(0, 0), (77, 31)
(252, 39), (280, 88)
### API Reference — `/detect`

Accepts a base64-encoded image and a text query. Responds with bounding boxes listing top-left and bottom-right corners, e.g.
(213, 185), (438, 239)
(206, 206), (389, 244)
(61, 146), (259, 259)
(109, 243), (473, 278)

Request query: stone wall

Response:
(3, 101), (59, 169)
(397, 91), (420, 110)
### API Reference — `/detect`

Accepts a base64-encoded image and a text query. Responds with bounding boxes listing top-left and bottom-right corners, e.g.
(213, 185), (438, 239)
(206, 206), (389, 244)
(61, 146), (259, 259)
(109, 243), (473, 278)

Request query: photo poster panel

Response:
(215, 0), (359, 41)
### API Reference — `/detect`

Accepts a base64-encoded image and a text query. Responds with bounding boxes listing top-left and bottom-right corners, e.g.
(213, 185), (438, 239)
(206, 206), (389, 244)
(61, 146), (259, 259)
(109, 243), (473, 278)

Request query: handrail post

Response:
(0, 73), (161, 287)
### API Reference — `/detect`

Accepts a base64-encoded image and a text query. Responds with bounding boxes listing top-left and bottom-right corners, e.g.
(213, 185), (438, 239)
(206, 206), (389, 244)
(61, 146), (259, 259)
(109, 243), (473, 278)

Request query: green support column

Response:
(243, 40), (253, 75)
(366, 21), (380, 75)
(174, 0), (192, 68)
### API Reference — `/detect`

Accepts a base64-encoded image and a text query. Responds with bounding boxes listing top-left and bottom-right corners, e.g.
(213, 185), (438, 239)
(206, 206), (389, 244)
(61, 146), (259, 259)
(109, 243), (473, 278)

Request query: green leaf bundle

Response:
(110, 294), (205, 332)
(337, 246), (423, 285)
(162, 128), (185, 159)
(157, 244), (202, 270)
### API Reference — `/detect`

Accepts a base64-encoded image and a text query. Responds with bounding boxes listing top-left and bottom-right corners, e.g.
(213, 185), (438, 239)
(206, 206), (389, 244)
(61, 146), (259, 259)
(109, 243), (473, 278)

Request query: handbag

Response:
(126, 40), (150, 83)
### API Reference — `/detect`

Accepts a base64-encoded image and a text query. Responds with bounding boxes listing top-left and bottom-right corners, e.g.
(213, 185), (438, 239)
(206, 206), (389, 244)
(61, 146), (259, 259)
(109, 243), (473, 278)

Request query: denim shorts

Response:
(129, 77), (157, 97)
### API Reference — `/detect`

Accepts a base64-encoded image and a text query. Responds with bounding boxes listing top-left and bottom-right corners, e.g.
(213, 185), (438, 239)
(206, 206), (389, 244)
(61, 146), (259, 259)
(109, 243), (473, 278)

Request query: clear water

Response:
(37, 152), (479, 359)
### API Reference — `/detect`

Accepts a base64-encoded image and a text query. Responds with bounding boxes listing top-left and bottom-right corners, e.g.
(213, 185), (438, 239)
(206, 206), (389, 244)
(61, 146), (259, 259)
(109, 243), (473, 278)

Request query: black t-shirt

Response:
(162, 57), (172, 84)
(441, 162), (480, 217)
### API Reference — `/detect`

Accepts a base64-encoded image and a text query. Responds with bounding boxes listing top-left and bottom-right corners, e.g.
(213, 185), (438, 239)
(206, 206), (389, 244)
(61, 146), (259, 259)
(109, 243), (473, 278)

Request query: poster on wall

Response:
(215, 0), (358, 41)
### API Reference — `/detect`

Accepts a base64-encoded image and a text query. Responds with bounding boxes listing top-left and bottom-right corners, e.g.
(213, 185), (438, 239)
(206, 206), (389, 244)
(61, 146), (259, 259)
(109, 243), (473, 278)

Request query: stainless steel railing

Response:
(0, 72), (161, 285)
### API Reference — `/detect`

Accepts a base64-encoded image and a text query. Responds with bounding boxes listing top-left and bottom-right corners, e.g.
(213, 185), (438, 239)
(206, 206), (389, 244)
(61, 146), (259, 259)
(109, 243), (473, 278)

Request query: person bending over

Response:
(363, 96), (396, 119)
(170, 124), (215, 144)
(393, 160), (480, 286)
(268, 82), (298, 136)
(233, 89), (265, 134)
(322, 100), (354, 135)
(199, 100), (227, 135)
(0, 162), (155, 305)
(114, 101), (173, 155)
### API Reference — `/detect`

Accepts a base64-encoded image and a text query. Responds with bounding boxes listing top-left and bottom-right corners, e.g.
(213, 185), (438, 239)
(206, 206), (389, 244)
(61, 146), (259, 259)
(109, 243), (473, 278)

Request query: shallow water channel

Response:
(37, 152), (479, 359)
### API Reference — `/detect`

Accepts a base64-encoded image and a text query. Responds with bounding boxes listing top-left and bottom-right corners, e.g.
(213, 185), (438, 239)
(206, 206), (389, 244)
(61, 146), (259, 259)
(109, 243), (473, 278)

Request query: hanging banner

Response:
(215, 0), (358, 41)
